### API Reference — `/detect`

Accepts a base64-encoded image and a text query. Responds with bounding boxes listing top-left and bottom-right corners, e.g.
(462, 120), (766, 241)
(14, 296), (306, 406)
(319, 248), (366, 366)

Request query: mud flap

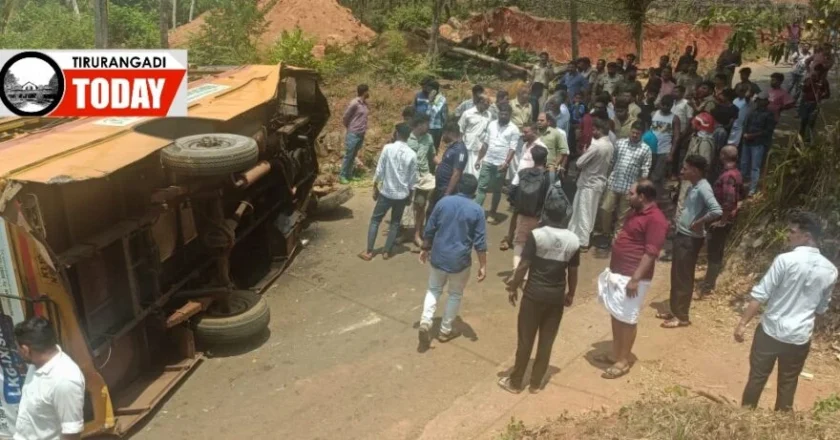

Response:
(247, 210), (305, 294)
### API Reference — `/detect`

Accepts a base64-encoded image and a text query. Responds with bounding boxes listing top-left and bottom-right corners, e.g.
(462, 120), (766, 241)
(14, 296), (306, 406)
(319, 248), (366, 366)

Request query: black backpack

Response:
(515, 169), (548, 217)
(541, 177), (572, 228)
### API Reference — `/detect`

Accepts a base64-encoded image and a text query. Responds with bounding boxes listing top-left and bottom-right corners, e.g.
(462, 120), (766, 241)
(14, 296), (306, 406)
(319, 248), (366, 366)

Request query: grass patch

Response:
(501, 392), (840, 440)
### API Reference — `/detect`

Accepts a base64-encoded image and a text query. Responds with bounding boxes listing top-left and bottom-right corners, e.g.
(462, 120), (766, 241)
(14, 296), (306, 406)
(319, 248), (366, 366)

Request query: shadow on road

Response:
(582, 340), (638, 372)
(412, 316), (480, 353)
(203, 328), (272, 358)
(311, 206), (355, 222)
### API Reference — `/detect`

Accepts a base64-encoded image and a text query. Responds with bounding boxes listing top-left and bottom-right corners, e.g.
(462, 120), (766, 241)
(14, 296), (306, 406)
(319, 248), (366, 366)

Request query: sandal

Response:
(500, 238), (511, 251)
(437, 330), (461, 343)
(655, 312), (674, 320)
(357, 251), (374, 261)
(497, 376), (523, 394)
(593, 353), (615, 364)
(660, 318), (691, 329)
(601, 365), (631, 379)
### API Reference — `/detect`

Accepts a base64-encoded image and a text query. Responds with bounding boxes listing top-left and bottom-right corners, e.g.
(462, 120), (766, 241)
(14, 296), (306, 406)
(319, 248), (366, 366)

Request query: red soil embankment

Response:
(170, 0), (375, 56)
(459, 7), (732, 65)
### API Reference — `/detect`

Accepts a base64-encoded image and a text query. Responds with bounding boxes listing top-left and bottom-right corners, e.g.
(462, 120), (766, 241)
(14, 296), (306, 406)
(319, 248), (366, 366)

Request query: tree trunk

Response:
(93, 0), (108, 48)
(1, 0), (19, 34)
(429, 0), (442, 64)
(159, 0), (170, 48)
(447, 47), (529, 75)
(189, 0), (195, 21)
(569, 0), (579, 60)
(69, 0), (80, 18)
(172, 0), (177, 28)
(633, 19), (643, 63)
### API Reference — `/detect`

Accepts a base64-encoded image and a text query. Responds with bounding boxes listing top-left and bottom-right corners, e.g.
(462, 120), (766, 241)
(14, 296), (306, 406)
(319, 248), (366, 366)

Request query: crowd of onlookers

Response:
(342, 31), (837, 409)
(5, 26), (839, 440)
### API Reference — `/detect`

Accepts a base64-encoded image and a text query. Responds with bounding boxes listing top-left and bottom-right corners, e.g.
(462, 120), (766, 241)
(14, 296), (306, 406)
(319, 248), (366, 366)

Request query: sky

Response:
(7, 58), (55, 86)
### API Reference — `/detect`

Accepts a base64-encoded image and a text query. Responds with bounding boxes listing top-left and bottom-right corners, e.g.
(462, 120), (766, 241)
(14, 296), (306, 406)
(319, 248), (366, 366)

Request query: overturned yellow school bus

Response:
(0, 64), (328, 436)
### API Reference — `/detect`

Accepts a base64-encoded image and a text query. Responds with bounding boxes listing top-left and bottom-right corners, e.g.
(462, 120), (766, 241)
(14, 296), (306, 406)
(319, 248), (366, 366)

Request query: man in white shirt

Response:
(454, 84), (485, 120)
(475, 104), (520, 223)
(568, 118), (614, 250)
(670, 85), (694, 178)
(735, 211), (837, 411)
(458, 96), (492, 177)
(359, 123), (418, 261)
(501, 125), (548, 253)
(728, 83), (752, 147)
(789, 43), (811, 102)
(13, 317), (85, 440)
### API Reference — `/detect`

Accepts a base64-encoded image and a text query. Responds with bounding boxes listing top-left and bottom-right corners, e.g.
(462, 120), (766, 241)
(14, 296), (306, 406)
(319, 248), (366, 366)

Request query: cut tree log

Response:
(413, 28), (528, 77)
(447, 46), (529, 75)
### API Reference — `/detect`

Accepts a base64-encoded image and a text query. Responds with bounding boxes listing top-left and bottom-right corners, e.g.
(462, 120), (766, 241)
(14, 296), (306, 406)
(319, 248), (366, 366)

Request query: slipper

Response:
(357, 251), (374, 261)
(382, 253), (393, 261)
(601, 365), (631, 379)
(437, 330), (461, 343)
(655, 312), (674, 320)
(497, 377), (523, 394)
(661, 319), (690, 329)
(500, 239), (511, 251)
(593, 353), (615, 364)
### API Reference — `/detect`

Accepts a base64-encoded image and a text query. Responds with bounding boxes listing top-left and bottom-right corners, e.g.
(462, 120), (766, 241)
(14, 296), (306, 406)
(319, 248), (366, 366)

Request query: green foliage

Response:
(320, 43), (369, 77)
(0, 0), (164, 50)
(383, 3), (433, 32)
(506, 48), (539, 66)
(372, 30), (434, 84)
(697, 6), (787, 63)
(813, 394), (840, 419)
(188, 0), (269, 65)
(0, 1), (94, 48)
(108, 3), (160, 49)
(813, 0), (840, 19)
(497, 418), (526, 440)
(266, 28), (318, 69)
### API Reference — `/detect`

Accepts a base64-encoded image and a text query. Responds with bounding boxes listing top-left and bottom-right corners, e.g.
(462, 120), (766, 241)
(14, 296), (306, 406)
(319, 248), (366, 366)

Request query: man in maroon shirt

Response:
(701, 145), (744, 297)
(596, 179), (668, 379)
(799, 63), (831, 144)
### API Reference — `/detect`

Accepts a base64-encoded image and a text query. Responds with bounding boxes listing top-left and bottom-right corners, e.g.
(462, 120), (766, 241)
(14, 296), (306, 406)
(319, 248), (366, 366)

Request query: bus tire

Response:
(194, 290), (270, 345)
(162, 133), (259, 177)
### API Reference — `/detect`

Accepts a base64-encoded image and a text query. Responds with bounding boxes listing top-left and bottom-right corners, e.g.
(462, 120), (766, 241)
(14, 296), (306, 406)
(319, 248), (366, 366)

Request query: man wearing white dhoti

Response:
(596, 179), (668, 379)
(568, 118), (613, 250)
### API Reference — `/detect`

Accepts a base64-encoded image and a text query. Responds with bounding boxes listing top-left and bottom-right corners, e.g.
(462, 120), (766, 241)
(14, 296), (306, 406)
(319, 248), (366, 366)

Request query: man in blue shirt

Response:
(413, 77), (433, 116)
(561, 61), (589, 100)
(418, 174), (487, 352)
(427, 122), (468, 218)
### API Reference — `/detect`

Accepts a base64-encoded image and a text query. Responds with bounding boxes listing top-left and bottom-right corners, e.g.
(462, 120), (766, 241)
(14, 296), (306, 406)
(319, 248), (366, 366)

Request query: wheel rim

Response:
(189, 137), (233, 149)
(205, 292), (256, 317)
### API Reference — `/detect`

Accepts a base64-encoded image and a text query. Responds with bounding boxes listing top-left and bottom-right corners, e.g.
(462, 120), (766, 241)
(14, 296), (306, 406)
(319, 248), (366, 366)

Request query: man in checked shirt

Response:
(595, 121), (651, 252)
